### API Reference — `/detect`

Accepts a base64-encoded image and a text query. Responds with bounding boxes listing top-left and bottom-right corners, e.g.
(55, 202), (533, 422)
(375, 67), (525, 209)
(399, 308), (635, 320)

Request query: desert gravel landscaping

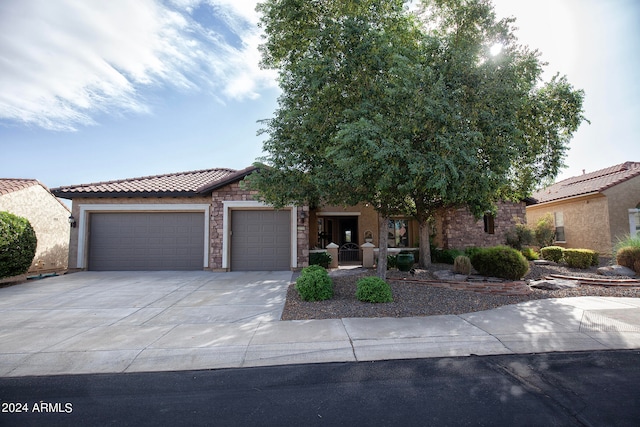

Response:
(281, 261), (640, 320)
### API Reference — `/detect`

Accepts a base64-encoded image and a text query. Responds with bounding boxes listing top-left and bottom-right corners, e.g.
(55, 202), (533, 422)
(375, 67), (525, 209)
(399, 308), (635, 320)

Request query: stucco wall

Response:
(0, 185), (70, 272)
(603, 174), (640, 243)
(434, 201), (527, 250)
(68, 196), (210, 269)
(526, 194), (612, 254)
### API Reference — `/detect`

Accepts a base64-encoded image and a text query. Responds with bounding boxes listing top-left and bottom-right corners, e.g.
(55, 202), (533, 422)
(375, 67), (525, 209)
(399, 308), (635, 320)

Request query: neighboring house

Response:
(527, 161), (640, 255)
(0, 179), (70, 273)
(51, 167), (309, 272)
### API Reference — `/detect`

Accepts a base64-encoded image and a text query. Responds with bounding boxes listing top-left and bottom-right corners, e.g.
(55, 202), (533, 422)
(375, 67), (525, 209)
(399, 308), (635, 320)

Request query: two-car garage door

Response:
(86, 210), (292, 271)
(88, 212), (205, 271)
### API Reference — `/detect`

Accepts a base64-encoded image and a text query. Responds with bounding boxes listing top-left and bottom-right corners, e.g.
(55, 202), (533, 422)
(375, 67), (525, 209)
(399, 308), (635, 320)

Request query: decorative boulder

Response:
(597, 265), (637, 278)
(529, 278), (579, 290)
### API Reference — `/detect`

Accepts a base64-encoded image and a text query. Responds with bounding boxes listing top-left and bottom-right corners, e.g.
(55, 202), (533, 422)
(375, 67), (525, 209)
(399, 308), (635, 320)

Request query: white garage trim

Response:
(221, 201), (297, 270)
(77, 204), (210, 269)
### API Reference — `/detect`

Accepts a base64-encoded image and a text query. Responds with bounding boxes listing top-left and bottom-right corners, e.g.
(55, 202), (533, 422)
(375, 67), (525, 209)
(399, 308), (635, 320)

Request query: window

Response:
(483, 214), (495, 234)
(388, 219), (409, 247)
(554, 212), (565, 242)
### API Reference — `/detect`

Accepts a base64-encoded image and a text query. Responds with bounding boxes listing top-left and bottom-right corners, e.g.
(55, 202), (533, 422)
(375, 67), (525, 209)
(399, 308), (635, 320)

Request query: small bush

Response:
(453, 255), (472, 275)
(563, 249), (596, 269)
(534, 214), (556, 248)
(521, 247), (539, 261)
(309, 251), (332, 267)
(295, 266), (333, 301)
(616, 246), (640, 274)
(504, 223), (534, 251)
(540, 246), (564, 263)
(0, 211), (37, 279)
(432, 248), (464, 264)
(470, 246), (530, 280)
(356, 277), (393, 303)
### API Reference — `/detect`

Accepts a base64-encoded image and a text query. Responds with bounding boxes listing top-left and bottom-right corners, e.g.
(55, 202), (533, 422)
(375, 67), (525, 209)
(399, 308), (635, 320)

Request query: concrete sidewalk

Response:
(1, 271), (640, 377)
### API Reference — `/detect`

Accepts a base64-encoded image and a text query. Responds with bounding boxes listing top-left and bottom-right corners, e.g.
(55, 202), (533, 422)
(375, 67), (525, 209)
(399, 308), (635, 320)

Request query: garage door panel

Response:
(231, 210), (291, 271)
(89, 212), (204, 271)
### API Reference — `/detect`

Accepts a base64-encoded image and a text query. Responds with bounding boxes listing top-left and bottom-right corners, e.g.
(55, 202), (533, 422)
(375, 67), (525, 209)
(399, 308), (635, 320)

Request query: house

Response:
(0, 179), (70, 273)
(527, 162), (640, 255)
(51, 167), (309, 272)
(51, 165), (531, 272)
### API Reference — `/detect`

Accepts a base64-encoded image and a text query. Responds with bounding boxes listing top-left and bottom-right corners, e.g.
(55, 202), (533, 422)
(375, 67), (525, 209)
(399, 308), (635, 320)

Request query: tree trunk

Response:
(377, 213), (389, 280)
(418, 219), (432, 268)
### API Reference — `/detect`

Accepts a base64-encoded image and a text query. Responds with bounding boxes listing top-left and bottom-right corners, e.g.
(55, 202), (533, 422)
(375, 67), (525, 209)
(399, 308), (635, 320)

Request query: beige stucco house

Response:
(52, 165), (531, 272)
(527, 162), (640, 255)
(0, 179), (70, 273)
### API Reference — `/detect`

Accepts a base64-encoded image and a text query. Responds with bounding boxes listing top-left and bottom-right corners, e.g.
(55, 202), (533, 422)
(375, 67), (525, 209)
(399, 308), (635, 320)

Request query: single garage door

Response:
(231, 210), (291, 271)
(88, 212), (205, 270)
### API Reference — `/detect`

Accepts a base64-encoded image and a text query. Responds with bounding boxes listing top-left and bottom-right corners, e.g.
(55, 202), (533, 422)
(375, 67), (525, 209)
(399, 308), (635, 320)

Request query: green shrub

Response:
(504, 223), (534, 251)
(470, 246), (530, 280)
(432, 248), (464, 264)
(453, 255), (472, 275)
(563, 249), (596, 269)
(464, 247), (483, 259)
(295, 266), (333, 301)
(616, 246), (640, 274)
(521, 247), (539, 261)
(309, 251), (332, 267)
(540, 246), (564, 263)
(0, 211), (37, 279)
(355, 277), (393, 303)
(534, 213), (556, 248)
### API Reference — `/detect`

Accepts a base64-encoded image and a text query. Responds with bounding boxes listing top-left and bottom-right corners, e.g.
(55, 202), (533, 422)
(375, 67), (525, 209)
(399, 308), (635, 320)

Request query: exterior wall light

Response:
(68, 215), (77, 228)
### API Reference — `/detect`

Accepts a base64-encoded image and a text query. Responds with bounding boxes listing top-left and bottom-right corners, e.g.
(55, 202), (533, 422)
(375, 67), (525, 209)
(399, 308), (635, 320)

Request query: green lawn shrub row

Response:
(540, 246), (564, 263)
(0, 211), (37, 279)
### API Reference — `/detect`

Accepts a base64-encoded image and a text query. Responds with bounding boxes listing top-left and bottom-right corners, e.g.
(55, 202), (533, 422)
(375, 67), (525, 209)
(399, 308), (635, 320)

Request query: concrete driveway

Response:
(0, 271), (293, 376)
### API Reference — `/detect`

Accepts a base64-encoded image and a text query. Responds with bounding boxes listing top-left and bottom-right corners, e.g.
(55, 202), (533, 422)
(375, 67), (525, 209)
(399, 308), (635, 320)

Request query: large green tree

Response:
(247, 0), (586, 276)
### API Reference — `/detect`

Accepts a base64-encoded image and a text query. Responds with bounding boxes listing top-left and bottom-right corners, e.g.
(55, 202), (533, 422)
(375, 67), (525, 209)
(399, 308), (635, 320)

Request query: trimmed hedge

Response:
(432, 248), (464, 264)
(563, 249), (597, 269)
(540, 246), (564, 263)
(295, 265), (333, 301)
(616, 246), (640, 274)
(0, 211), (37, 279)
(470, 246), (530, 280)
(356, 277), (393, 303)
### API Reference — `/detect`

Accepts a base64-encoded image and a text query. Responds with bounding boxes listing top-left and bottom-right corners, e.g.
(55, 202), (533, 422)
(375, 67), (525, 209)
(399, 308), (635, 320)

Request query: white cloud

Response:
(0, 0), (275, 131)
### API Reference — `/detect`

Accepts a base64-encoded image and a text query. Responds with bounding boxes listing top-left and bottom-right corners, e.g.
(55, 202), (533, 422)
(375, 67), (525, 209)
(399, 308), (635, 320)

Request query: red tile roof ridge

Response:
(532, 161), (640, 204)
(0, 178), (41, 196)
(60, 167), (238, 189)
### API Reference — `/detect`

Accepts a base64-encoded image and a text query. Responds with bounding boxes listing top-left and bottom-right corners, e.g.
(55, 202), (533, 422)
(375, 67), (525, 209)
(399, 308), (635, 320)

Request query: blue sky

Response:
(1, 0), (638, 191)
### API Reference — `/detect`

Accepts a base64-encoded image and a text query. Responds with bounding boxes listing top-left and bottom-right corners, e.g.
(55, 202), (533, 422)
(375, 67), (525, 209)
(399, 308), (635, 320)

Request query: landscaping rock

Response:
(533, 259), (554, 266)
(433, 270), (468, 282)
(528, 278), (580, 290)
(597, 265), (637, 278)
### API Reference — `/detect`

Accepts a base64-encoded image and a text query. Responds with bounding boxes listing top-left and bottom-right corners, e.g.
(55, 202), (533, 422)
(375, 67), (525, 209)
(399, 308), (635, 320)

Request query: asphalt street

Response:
(1, 350), (639, 426)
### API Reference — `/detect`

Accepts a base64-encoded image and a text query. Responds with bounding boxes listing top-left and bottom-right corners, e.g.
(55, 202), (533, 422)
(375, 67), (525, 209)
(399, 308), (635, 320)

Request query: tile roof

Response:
(531, 161), (640, 204)
(51, 166), (257, 198)
(0, 178), (40, 196)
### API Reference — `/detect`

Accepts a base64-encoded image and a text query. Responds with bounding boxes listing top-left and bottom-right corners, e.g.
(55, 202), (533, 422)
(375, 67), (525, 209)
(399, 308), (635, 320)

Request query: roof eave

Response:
(51, 191), (201, 199)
